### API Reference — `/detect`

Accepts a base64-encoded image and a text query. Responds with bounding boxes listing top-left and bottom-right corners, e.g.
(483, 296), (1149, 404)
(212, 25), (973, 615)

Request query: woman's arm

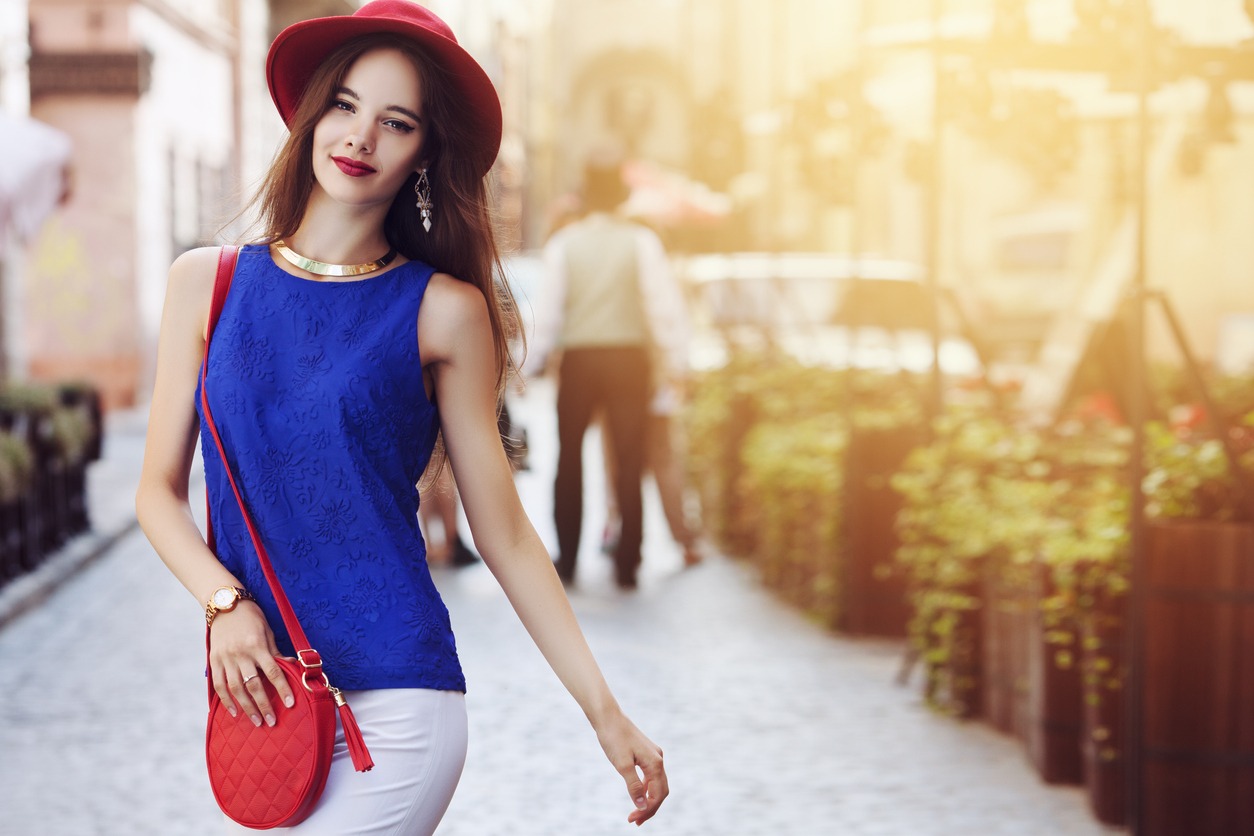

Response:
(421, 274), (669, 826)
(135, 246), (295, 727)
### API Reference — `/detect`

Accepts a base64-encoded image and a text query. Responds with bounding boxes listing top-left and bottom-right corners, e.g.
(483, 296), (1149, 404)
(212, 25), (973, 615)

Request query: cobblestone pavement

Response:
(0, 386), (1121, 836)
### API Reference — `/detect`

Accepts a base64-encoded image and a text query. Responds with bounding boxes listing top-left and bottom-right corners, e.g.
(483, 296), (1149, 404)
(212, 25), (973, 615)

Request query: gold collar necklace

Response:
(273, 239), (397, 277)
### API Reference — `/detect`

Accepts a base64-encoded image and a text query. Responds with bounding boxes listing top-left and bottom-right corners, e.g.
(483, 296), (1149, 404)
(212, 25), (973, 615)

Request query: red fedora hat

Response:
(266, 0), (502, 177)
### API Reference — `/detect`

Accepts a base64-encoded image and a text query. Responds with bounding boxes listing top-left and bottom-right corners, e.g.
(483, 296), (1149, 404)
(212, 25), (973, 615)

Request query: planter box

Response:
(785, 497), (838, 618)
(1140, 520), (1254, 836)
(923, 582), (984, 719)
(836, 426), (921, 636)
(980, 560), (1083, 784)
(982, 565), (1032, 740)
(1026, 564), (1084, 785)
(0, 411), (44, 575)
(0, 498), (21, 582)
(59, 384), (103, 463)
(1027, 615), (1084, 784)
(756, 491), (833, 615)
(38, 458), (69, 552)
(1082, 588), (1126, 827)
(65, 460), (89, 535)
(709, 391), (758, 558)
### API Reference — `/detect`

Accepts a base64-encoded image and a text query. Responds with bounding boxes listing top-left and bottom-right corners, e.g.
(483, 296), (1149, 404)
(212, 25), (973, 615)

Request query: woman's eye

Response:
(333, 100), (355, 113)
(385, 119), (415, 133)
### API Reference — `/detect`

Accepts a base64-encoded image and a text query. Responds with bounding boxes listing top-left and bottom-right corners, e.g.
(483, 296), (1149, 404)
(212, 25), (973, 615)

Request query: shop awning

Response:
(621, 159), (732, 226)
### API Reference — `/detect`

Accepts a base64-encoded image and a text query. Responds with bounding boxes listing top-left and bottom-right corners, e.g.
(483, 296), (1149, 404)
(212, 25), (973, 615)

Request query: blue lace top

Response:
(196, 244), (465, 692)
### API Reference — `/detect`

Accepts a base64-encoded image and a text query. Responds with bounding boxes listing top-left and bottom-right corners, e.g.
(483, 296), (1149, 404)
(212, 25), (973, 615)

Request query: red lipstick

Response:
(332, 156), (376, 176)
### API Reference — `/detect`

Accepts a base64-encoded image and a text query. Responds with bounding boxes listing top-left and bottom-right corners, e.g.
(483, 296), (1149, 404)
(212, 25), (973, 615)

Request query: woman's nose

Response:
(346, 123), (375, 153)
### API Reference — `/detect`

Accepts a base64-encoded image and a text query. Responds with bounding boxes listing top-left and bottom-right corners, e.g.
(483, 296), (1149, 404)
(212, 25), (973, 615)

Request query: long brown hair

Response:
(251, 33), (520, 394)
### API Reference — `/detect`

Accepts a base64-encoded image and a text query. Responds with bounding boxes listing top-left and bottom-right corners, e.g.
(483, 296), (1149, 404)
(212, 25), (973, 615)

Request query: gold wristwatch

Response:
(205, 585), (255, 627)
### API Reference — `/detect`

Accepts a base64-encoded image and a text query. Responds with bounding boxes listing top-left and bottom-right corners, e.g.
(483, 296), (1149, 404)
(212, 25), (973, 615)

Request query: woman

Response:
(134, 2), (668, 832)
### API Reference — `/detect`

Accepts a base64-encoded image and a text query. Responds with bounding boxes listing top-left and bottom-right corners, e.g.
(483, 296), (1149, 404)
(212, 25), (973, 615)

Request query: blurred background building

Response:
(0, 0), (353, 410)
(1, 0), (1252, 409)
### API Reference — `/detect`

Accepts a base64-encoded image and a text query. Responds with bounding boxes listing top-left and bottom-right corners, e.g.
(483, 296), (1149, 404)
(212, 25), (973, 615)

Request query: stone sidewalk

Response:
(0, 386), (1121, 835)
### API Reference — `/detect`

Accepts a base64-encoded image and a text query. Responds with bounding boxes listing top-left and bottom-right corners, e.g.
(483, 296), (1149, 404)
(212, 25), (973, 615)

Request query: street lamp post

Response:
(1123, 2), (1151, 830)
(925, 0), (946, 419)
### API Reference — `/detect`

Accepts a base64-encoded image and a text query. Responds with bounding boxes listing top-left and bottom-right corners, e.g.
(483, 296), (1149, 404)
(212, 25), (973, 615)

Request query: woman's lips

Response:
(332, 156), (376, 176)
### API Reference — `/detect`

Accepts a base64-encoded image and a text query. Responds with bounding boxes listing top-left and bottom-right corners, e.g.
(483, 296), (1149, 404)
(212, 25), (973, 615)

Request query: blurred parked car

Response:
(676, 252), (983, 376)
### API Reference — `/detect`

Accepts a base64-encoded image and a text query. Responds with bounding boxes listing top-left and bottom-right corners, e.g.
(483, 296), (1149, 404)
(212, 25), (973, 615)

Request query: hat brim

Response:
(266, 13), (502, 177)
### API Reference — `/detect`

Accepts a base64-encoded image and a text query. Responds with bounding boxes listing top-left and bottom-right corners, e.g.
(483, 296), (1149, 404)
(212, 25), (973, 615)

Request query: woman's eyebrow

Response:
(335, 86), (421, 123)
(387, 104), (422, 123)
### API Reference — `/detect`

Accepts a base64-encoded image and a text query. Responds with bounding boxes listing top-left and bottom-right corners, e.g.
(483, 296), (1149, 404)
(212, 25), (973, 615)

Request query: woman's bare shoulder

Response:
(419, 272), (491, 358)
(170, 245), (228, 276)
(168, 246), (228, 295)
(424, 272), (489, 323)
(166, 246), (232, 328)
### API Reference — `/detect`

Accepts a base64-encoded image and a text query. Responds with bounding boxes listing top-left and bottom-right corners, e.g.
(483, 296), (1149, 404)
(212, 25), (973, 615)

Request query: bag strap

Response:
(202, 247), (236, 558)
(207, 246), (237, 355)
(199, 245), (373, 772)
(200, 245), (318, 657)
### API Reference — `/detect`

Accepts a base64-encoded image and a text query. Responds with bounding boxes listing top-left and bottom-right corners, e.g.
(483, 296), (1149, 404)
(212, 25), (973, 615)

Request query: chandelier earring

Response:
(414, 169), (433, 233)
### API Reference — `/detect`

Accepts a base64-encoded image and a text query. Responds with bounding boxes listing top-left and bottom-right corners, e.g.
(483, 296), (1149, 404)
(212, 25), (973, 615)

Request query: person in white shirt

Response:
(528, 158), (687, 589)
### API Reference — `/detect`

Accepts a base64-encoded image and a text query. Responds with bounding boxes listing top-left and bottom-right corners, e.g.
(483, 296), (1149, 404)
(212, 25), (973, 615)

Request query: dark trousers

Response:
(554, 345), (650, 583)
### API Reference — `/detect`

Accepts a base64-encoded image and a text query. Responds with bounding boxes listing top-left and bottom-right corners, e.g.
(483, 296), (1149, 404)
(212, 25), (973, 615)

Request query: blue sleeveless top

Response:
(196, 244), (465, 692)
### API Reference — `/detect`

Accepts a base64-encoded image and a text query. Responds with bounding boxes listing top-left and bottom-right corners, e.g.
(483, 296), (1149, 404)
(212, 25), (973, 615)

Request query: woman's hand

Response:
(595, 712), (669, 826)
(207, 602), (295, 728)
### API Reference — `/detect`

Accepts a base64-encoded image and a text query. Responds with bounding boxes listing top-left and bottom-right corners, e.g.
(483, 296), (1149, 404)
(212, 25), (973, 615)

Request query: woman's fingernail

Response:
(634, 797), (647, 810)
(227, 705), (237, 718)
(284, 695), (294, 708)
(251, 715), (262, 727)
(266, 713), (276, 727)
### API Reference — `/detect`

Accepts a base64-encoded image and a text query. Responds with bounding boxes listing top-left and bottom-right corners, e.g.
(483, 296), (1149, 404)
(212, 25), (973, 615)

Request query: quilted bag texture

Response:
(206, 655), (337, 829)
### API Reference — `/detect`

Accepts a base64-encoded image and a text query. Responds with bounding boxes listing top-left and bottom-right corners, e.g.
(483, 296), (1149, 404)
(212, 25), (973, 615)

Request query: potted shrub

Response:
(0, 382), (95, 558)
(894, 410), (1018, 718)
(1135, 413), (1254, 835)
(0, 384), (57, 570)
(837, 372), (928, 637)
(685, 352), (834, 557)
(895, 408), (1130, 790)
(1047, 395), (1254, 830)
(48, 397), (95, 537)
(688, 356), (925, 636)
(1023, 419), (1130, 788)
(57, 381), (104, 462)
(0, 429), (35, 582)
(739, 415), (846, 620)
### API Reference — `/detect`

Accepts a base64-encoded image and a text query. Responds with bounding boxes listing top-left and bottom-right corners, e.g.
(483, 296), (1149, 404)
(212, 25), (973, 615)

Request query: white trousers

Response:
(223, 688), (468, 836)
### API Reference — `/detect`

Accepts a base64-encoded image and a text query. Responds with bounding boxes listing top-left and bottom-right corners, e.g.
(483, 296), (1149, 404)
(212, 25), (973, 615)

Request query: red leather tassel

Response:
(337, 698), (374, 772)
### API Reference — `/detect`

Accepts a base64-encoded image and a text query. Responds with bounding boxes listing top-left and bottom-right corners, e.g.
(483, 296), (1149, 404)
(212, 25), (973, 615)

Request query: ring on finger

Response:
(242, 673), (259, 684)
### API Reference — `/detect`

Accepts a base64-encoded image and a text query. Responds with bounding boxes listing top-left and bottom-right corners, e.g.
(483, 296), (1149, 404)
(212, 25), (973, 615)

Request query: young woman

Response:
(134, 2), (668, 832)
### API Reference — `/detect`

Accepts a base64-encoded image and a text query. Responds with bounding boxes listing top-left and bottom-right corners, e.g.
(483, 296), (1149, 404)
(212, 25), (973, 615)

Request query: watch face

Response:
(212, 587), (237, 608)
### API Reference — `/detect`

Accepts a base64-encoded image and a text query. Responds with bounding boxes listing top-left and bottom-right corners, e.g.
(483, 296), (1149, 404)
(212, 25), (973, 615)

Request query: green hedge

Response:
(0, 430), (34, 503)
(892, 394), (1254, 715)
(686, 350), (926, 626)
(891, 409), (1130, 713)
(688, 353), (1254, 675)
(0, 382), (96, 466)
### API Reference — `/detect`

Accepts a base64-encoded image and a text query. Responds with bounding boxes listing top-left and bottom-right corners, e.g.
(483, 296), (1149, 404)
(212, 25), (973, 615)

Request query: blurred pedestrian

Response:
(418, 467), (480, 567)
(602, 382), (705, 568)
(134, 2), (667, 833)
(528, 155), (688, 589)
(422, 401), (528, 567)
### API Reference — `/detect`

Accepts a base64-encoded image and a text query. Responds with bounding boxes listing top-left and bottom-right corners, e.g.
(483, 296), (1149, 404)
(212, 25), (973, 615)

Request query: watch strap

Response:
(204, 586), (254, 627)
